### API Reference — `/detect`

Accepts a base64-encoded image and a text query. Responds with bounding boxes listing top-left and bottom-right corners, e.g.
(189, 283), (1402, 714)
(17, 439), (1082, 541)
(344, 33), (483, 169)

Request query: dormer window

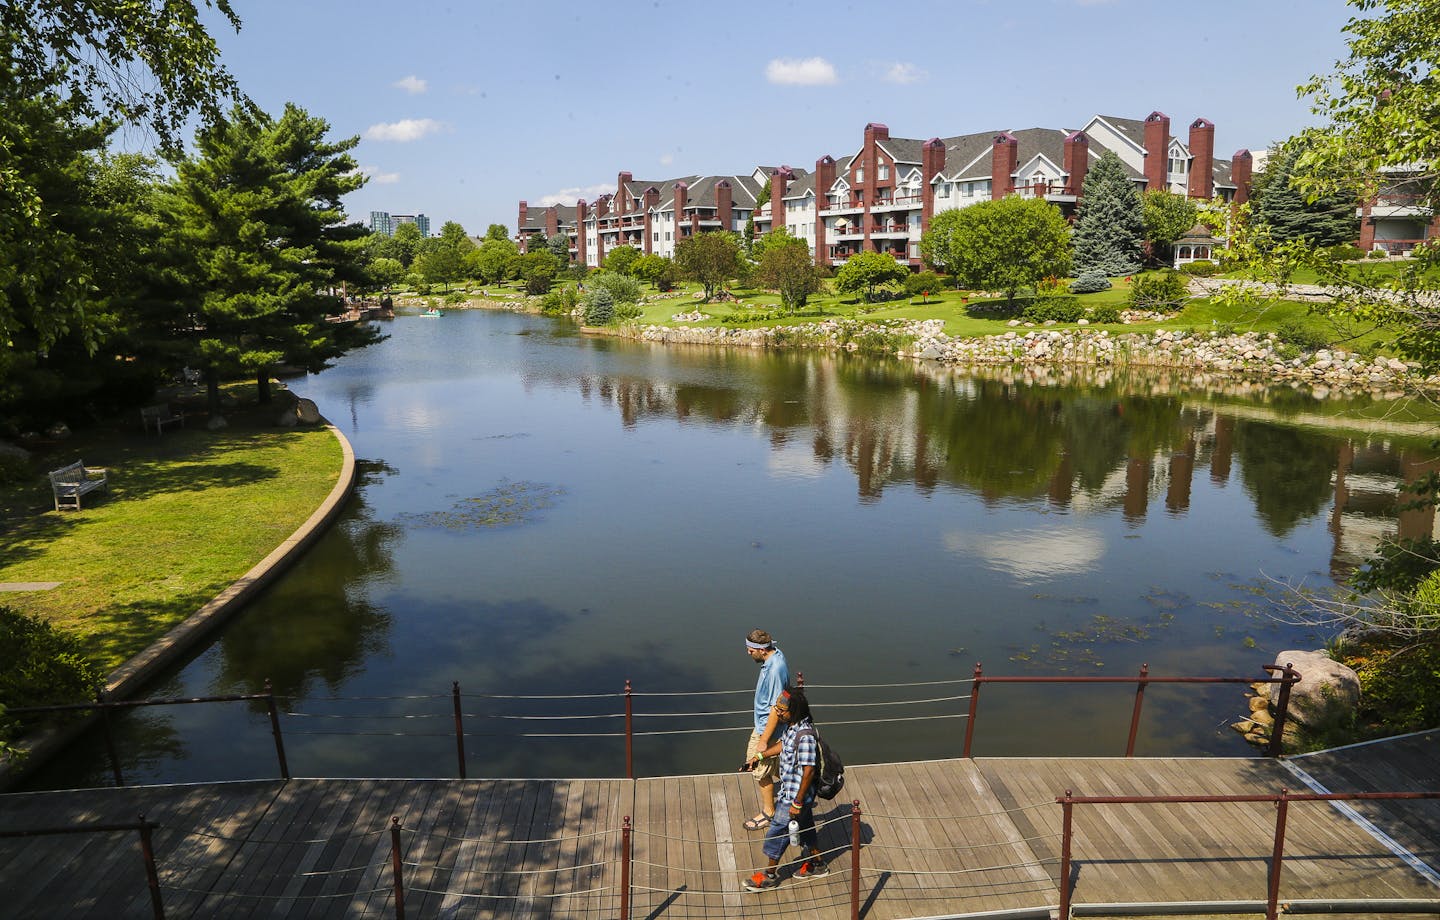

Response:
(878, 164), (890, 180)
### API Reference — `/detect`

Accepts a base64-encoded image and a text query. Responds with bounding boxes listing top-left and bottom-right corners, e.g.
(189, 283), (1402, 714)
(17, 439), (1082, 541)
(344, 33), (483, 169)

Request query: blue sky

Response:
(201, 0), (1362, 236)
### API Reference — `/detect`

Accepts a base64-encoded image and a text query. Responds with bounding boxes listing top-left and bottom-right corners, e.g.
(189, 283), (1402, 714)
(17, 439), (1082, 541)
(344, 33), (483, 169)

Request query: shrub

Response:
(0, 606), (103, 744)
(539, 286), (579, 316)
(1179, 260), (1219, 277)
(1021, 295), (1083, 323)
(581, 287), (615, 325)
(444, 291), (467, 304)
(1087, 304), (1122, 324)
(613, 303), (643, 322)
(1128, 269), (1189, 311)
(1328, 243), (1366, 261)
(588, 271), (642, 304)
(1069, 272), (1113, 294)
(1276, 318), (1330, 352)
(905, 271), (945, 297)
(1368, 248), (1388, 259)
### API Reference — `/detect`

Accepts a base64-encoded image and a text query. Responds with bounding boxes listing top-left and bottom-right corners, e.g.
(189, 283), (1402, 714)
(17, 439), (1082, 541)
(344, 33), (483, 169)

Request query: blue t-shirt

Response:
(753, 647), (789, 734)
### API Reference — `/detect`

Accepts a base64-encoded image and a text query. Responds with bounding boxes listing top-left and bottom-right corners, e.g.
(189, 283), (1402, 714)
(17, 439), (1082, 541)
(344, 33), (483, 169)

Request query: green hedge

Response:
(0, 606), (103, 744)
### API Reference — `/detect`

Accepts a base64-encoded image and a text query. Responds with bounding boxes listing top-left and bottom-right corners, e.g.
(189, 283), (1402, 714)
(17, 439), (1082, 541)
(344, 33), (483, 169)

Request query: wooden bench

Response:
(140, 403), (185, 434)
(49, 461), (108, 511)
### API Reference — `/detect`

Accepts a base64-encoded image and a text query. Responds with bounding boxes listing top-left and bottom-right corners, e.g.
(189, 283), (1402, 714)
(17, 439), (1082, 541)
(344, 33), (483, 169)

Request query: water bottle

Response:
(788, 818), (801, 848)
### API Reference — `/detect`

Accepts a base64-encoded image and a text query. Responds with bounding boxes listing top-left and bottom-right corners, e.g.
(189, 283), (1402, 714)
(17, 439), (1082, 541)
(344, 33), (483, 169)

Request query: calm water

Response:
(30, 310), (1440, 788)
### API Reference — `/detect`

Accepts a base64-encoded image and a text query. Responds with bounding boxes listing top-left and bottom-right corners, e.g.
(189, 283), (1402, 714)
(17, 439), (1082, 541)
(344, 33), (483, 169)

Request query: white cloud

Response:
(393, 74), (428, 94)
(943, 528), (1106, 583)
(765, 57), (838, 86)
(357, 165), (400, 185)
(660, 153), (674, 166)
(537, 183), (616, 207)
(882, 62), (925, 85)
(363, 118), (444, 142)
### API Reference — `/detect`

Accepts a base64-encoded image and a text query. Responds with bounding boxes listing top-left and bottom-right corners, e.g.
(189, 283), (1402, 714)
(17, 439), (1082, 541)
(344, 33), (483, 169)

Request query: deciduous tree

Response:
(949, 197), (1072, 303)
(1142, 191), (1200, 263)
(674, 231), (743, 301)
(602, 245), (641, 276)
(756, 233), (823, 311)
(918, 208), (967, 279)
(833, 251), (907, 302)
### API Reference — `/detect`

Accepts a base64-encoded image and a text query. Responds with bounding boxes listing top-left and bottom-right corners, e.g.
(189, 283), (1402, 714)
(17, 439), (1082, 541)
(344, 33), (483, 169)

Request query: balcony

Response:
(1366, 194), (1431, 219)
(869, 194), (924, 212)
(820, 200), (865, 215)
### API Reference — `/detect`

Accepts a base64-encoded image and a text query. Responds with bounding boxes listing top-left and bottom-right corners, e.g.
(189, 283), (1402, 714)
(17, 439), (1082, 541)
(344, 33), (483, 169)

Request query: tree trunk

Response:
(205, 366), (222, 416)
(257, 368), (272, 404)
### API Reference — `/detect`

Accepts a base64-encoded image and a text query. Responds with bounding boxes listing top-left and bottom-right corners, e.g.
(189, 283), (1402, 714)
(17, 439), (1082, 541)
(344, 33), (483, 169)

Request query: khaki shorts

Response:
(746, 730), (780, 784)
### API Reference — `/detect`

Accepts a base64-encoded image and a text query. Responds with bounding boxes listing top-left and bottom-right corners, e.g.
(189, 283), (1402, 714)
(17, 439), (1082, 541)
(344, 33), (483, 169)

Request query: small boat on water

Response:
(420, 308), (444, 317)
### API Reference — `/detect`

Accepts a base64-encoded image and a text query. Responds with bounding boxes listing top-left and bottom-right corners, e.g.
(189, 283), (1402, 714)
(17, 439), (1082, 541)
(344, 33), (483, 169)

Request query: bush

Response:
(588, 271), (642, 304)
(581, 288), (615, 325)
(1276, 318), (1330, 352)
(1179, 260), (1219, 277)
(1368, 248), (1388, 258)
(905, 271), (945, 297)
(0, 606), (103, 744)
(1021, 295), (1084, 323)
(1328, 243), (1366, 261)
(1128, 269), (1189, 311)
(539, 286), (579, 316)
(1069, 272), (1112, 294)
(1087, 304), (1122, 324)
(443, 291), (467, 304)
(613, 303), (643, 322)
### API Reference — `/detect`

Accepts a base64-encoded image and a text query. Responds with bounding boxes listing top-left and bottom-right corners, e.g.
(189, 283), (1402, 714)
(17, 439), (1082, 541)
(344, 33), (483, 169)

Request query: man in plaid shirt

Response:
(743, 686), (830, 891)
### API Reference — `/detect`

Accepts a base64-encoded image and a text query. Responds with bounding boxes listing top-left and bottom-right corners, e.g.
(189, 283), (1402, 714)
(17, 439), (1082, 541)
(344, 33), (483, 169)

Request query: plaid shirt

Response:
(776, 718), (819, 808)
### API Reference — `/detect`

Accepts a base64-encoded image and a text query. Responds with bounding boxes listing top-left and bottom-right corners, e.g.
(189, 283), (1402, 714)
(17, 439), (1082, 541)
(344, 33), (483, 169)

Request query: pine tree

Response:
(1251, 145), (1358, 246)
(1071, 151), (1144, 276)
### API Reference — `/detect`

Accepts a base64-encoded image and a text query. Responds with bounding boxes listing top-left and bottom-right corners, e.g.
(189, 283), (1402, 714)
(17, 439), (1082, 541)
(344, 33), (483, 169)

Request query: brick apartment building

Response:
(519, 109), (1256, 269)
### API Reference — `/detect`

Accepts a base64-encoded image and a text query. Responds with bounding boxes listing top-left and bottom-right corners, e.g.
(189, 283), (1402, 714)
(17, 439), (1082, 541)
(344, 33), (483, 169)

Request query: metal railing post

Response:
(1267, 790), (1289, 920)
(796, 671), (804, 690)
(624, 680), (634, 780)
(1125, 663), (1149, 757)
(1266, 663), (1298, 758)
(263, 680), (290, 779)
(850, 800), (862, 920)
(390, 816), (406, 919)
(98, 689), (124, 787)
(451, 681), (466, 779)
(620, 816), (632, 920)
(962, 663), (982, 758)
(137, 814), (165, 920)
(1058, 791), (1074, 920)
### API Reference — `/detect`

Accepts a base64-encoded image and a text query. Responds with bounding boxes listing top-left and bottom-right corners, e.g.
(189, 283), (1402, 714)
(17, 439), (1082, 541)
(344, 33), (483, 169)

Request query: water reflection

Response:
(30, 312), (1440, 787)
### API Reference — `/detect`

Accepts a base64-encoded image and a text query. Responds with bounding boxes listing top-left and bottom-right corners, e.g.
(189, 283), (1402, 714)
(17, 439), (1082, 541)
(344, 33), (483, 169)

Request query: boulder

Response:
(45, 422), (71, 440)
(275, 408), (298, 427)
(296, 398), (322, 425)
(1267, 649), (1360, 728)
(206, 415), (229, 431)
(0, 441), (31, 463)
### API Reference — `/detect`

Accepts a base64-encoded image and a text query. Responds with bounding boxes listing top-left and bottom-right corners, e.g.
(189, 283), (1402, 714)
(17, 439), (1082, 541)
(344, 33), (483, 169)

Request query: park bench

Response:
(49, 461), (109, 511)
(141, 403), (185, 434)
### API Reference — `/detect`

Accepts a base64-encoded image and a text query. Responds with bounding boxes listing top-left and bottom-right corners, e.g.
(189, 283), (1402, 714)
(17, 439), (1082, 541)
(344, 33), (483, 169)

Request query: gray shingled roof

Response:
(875, 136), (925, 165)
(1095, 115), (1149, 151)
(781, 171), (817, 200)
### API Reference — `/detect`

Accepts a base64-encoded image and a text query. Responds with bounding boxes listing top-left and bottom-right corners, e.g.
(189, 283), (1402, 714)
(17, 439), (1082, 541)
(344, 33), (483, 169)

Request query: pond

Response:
(29, 309), (1440, 789)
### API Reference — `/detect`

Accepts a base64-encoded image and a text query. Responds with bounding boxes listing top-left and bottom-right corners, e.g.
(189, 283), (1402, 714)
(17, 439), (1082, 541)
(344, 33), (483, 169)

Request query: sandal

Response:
(743, 812), (774, 831)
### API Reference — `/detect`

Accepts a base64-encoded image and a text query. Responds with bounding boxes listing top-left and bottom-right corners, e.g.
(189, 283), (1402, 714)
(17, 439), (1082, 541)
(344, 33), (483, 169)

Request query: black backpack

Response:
(796, 725), (845, 800)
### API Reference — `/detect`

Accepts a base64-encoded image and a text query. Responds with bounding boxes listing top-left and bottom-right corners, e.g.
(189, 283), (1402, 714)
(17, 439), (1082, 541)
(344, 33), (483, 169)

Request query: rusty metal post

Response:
(1266, 663), (1297, 758)
(1267, 790), (1289, 920)
(98, 689), (124, 787)
(390, 817), (406, 920)
(796, 671), (804, 690)
(620, 816), (632, 920)
(263, 680), (290, 779)
(624, 680), (634, 780)
(137, 814), (165, 920)
(850, 800), (862, 920)
(1125, 664), (1149, 757)
(451, 681), (466, 780)
(1058, 791), (1074, 920)
(962, 663), (982, 758)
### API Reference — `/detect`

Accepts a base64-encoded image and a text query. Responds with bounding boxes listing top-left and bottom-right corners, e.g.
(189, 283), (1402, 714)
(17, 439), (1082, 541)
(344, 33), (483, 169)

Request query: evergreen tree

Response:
(1251, 144), (1358, 246)
(1071, 151), (1144, 276)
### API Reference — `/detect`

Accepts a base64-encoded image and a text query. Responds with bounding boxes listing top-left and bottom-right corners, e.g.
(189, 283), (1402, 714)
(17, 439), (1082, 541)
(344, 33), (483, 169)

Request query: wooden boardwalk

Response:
(2, 733), (1437, 918)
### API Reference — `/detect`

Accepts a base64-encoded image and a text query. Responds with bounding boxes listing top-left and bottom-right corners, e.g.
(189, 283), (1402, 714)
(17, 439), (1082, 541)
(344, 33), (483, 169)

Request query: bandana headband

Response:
(745, 639), (773, 650)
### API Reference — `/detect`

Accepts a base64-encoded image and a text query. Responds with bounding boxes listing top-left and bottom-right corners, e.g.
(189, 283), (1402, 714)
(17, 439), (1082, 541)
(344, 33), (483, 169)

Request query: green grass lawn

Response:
(0, 393), (343, 673)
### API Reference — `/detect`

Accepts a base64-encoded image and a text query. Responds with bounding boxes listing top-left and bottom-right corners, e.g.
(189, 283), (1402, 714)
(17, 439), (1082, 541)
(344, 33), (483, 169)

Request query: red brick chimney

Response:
(814, 155), (836, 265)
(594, 195), (609, 263)
(1188, 118), (1214, 199)
(862, 123), (887, 217)
(576, 199), (588, 267)
(673, 182), (688, 241)
(991, 133), (1018, 199)
(716, 179), (733, 232)
(1231, 149), (1253, 205)
(617, 171), (633, 214)
(1144, 111), (1170, 192)
(921, 138), (946, 232)
(517, 201), (529, 249)
(544, 206), (558, 238)
(770, 167), (792, 234)
(643, 186), (660, 254)
(1063, 131), (1089, 195)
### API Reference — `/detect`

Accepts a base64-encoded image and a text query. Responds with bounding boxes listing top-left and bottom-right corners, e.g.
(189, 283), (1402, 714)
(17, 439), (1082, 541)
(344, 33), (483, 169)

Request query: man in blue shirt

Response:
(743, 686), (830, 891)
(742, 628), (788, 831)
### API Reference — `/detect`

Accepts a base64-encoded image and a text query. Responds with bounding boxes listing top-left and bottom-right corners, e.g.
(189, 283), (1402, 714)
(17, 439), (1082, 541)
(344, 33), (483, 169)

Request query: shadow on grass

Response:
(82, 590), (225, 673)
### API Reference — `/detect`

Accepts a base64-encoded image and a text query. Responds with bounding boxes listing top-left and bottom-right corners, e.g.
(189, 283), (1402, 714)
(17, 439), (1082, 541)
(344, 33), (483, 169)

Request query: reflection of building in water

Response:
(1329, 441), (1440, 577)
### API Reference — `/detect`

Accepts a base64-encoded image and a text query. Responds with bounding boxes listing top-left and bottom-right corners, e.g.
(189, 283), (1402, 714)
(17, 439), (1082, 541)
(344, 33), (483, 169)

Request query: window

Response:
(1169, 157), (1188, 175)
(665, 231), (671, 241)
(653, 232), (659, 242)
(878, 164), (890, 180)
(855, 167), (865, 183)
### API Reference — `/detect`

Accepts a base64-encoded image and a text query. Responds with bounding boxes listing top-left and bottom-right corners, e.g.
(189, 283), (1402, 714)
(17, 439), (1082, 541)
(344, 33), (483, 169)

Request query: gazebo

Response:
(1173, 223), (1217, 268)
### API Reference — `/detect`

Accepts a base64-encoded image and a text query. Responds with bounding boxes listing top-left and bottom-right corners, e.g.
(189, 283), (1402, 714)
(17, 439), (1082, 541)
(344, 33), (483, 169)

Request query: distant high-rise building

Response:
(368, 211), (431, 238)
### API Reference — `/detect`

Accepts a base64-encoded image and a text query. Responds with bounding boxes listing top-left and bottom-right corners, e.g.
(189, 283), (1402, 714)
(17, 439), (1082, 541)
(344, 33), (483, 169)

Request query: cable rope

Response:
(404, 884), (614, 900)
(407, 826), (619, 845)
(633, 844), (850, 875)
(299, 861), (394, 877)
(283, 711), (448, 720)
(859, 799), (1055, 821)
(861, 832), (1063, 852)
(401, 857), (612, 876)
(181, 827), (390, 845)
(629, 813), (852, 843)
(303, 693), (448, 702)
(284, 729), (455, 737)
(859, 857), (1060, 877)
(158, 884), (391, 899)
(460, 691), (625, 700)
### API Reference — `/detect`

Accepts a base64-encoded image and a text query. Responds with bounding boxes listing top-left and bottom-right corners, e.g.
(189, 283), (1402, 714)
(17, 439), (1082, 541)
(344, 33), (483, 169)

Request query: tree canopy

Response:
(1142, 191), (1200, 259)
(833, 251), (907, 301)
(756, 231), (823, 311)
(1072, 151), (1144, 276)
(1251, 142), (1359, 246)
(674, 232), (743, 300)
(948, 197), (1072, 302)
(919, 208), (967, 278)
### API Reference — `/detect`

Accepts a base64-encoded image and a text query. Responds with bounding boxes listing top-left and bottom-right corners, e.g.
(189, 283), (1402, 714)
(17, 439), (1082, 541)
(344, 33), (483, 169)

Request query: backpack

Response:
(796, 725), (845, 800)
